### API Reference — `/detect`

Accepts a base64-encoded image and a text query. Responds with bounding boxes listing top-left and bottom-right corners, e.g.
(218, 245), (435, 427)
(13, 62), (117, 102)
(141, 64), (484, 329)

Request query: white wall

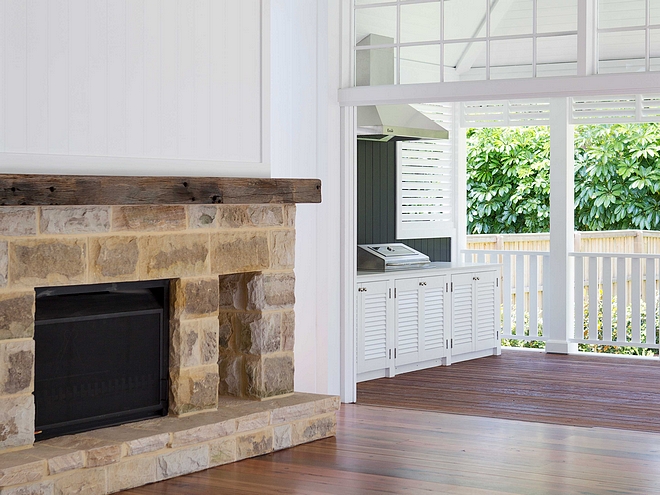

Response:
(0, 0), (268, 177)
(270, 0), (341, 396)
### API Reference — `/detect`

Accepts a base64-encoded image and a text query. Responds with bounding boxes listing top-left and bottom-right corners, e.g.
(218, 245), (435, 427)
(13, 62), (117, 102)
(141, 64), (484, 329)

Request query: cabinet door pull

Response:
(394, 348), (397, 358)
(389, 349), (392, 359)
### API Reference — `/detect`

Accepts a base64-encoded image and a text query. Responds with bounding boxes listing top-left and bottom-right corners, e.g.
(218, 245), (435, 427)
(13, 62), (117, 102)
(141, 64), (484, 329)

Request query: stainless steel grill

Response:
(358, 243), (430, 271)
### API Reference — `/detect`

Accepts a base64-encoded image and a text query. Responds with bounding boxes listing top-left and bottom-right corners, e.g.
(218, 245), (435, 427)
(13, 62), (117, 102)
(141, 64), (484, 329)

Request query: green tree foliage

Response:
(466, 123), (660, 234)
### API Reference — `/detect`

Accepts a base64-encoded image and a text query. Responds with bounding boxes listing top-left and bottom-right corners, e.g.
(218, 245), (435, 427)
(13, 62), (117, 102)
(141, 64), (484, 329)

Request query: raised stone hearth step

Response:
(0, 392), (339, 494)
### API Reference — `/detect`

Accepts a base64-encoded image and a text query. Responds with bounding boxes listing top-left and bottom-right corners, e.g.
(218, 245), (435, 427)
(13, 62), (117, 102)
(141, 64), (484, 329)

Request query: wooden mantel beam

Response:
(0, 174), (321, 206)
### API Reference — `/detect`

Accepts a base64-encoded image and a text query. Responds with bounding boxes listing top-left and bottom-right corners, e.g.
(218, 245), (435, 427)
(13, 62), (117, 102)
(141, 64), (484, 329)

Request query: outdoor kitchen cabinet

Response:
(357, 264), (501, 382)
(450, 270), (501, 361)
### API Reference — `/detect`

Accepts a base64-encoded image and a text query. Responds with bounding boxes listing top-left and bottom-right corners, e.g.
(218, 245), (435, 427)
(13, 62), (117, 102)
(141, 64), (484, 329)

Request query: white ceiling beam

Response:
(338, 71), (660, 106)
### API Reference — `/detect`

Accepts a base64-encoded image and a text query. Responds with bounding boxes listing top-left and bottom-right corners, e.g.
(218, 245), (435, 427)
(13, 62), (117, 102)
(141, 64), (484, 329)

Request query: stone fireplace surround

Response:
(0, 177), (338, 494)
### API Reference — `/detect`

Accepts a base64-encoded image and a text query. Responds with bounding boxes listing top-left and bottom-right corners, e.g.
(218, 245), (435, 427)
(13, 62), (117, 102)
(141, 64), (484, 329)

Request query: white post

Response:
(545, 98), (578, 354)
(453, 104), (468, 262)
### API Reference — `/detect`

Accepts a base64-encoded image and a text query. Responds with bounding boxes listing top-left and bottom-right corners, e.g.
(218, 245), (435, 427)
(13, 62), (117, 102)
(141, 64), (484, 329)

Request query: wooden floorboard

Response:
(121, 403), (660, 494)
(358, 349), (660, 433)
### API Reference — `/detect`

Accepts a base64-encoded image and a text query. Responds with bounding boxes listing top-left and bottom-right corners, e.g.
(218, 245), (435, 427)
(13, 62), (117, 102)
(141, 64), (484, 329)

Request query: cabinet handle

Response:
(419, 281), (427, 287)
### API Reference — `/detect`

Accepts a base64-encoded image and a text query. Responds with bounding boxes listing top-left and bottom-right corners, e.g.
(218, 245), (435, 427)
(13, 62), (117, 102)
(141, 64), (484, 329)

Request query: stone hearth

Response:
(0, 197), (338, 493)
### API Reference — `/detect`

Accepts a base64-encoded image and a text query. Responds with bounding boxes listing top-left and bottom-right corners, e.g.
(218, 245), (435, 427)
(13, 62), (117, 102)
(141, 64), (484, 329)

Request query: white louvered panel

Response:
(423, 287), (444, 350)
(476, 281), (496, 342)
(452, 284), (473, 346)
(363, 291), (388, 360)
(460, 100), (550, 128)
(642, 96), (660, 120)
(396, 290), (419, 355)
(570, 95), (642, 123)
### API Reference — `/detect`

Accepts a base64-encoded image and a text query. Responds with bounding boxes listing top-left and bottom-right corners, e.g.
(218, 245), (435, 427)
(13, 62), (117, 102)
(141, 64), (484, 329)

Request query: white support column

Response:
(545, 98), (578, 354)
(577, 0), (597, 76)
(453, 103), (467, 262)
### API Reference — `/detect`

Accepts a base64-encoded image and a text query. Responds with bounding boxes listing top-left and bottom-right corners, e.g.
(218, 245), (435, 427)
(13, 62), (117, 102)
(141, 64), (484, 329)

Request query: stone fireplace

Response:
(0, 176), (338, 494)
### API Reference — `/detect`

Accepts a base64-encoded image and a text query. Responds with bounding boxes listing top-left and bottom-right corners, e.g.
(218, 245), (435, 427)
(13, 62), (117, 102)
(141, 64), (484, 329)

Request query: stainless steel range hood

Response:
(357, 105), (449, 142)
(356, 34), (449, 142)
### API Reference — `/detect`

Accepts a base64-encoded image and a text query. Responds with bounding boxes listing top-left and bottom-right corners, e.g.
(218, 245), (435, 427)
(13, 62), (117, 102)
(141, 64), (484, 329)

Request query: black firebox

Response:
(34, 280), (169, 440)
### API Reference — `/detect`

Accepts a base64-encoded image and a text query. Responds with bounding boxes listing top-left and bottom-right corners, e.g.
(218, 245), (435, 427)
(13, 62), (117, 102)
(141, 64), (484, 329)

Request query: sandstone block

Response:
(218, 273), (253, 311)
(246, 273), (295, 311)
(0, 395), (34, 450)
(236, 411), (270, 433)
(139, 234), (209, 279)
(208, 437), (236, 467)
(218, 313), (233, 350)
(42, 437), (121, 468)
(271, 401), (316, 425)
(170, 318), (219, 368)
(157, 445), (208, 481)
(39, 207), (110, 235)
(0, 458), (44, 488)
(274, 424), (292, 451)
(169, 365), (219, 415)
(0, 207), (37, 236)
(188, 205), (219, 229)
(10, 239), (86, 288)
(246, 205), (284, 226)
(0, 293), (34, 340)
(291, 413), (337, 446)
(52, 466), (106, 495)
(172, 278), (219, 319)
(0, 340), (34, 395)
(106, 456), (157, 493)
(283, 205), (296, 227)
(218, 353), (243, 398)
(169, 418), (236, 448)
(46, 449), (84, 475)
(236, 428), (273, 460)
(211, 233), (269, 275)
(86, 444), (122, 468)
(0, 241), (7, 288)
(0, 481), (53, 494)
(246, 355), (294, 399)
(236, 312), (281, 355)
(315, 396), (341, 415)
(216, 206), (249, 228)
(125, 435), (170, 457)
(112, 205), (187, 232)
(78, 425), (169, 457)
(281, 310), (295, 352)
(89, 236), (139, 283)
(270, 230), (295, 269)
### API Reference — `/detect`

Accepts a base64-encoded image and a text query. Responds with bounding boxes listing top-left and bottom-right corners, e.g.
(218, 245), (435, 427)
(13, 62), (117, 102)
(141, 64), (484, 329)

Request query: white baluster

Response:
(646, 258), (656, 345)
(589, 256), (599, 342)
(617, 257), (627, 342)
(602, 257), (613, 342)
(631, 257), (641, 344)
(574, 256), (584, 340)
(503, 254), (512, 336)
(529, 255), (538, 338)
(516, 254), (525, 336)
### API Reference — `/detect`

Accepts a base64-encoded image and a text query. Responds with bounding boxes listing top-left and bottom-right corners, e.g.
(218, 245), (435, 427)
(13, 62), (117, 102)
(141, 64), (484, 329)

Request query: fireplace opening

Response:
(34, 280), (170, 440)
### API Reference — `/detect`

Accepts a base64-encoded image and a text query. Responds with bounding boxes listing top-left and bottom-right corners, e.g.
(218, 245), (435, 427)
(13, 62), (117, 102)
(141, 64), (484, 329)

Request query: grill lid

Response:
(358, 243), (430, 271)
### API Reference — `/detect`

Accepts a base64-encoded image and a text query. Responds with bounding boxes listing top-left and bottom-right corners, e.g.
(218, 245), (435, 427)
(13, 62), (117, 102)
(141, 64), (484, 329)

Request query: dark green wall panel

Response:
(356, 140), (451, 262)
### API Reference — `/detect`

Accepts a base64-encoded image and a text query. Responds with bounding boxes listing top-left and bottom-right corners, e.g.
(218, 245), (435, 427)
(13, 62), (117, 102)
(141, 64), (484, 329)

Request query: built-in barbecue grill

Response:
(358, 243), (431, 271)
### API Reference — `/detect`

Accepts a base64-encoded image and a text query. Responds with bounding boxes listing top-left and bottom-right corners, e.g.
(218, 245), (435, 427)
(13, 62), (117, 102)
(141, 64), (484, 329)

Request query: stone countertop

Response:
(357, 261), (502, 280)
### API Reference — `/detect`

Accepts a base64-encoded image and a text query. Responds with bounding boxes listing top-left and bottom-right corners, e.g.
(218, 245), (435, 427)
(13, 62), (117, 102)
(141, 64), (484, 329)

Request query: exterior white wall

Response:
(270, 0), (341, 396)
(0, 0), (269, 177)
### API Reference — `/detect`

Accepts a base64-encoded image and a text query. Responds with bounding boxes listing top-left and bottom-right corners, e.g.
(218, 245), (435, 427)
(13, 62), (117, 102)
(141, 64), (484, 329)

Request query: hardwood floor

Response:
(122, 351), (660, 494)
(358, 349), (660, 433)
(122, 403), (660, 494)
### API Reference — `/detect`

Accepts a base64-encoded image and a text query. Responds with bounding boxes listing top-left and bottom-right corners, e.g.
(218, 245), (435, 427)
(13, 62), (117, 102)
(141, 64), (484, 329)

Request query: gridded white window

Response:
(598, 0), (660, 73)
(354, 0), (579, 85)
(396, 103), (455, 239)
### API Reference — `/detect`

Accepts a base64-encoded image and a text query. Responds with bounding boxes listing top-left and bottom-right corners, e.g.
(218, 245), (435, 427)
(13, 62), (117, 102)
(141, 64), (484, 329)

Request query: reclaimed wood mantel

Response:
(0, 174), (321, 206)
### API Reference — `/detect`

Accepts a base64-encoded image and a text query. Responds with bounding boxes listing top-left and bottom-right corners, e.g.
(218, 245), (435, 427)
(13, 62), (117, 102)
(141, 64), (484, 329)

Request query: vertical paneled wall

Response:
(0, 0), (266, 176)
(357, 140), (451, 262)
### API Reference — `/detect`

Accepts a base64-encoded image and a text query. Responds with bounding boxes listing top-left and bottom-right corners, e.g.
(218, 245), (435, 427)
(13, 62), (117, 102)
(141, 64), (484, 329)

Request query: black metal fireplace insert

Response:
(34, 280), (169, 440)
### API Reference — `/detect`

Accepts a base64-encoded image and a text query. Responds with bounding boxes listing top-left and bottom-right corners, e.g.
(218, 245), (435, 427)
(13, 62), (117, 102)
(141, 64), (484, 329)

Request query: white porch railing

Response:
(462, 250), (548, 342)
(571, 253), (660, 349)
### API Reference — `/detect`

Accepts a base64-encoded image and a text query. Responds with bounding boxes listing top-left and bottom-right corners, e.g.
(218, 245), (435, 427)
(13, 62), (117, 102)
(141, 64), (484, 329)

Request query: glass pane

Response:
(537, 0), (578, 33)
(355, 6), (397, 46)
(536, 35), (578, 77)
(599, 0), (646, 29)
(490, 38), (533, 79)
(355, 0), (394, 5)
(599, 30), (646, 73)
(444, 0), (487, 40)
(491, 0), (533, 37)
(400, 45), (441, 84)
(444, 41), (486, 81)
(652, 29), (660, 71)
(652, 0), (660, 25)
(356, 48), (396, 86)
(401, 2), (441, 43)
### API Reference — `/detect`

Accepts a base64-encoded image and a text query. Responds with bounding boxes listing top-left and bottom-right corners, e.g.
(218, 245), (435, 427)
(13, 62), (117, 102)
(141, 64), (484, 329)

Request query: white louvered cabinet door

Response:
(357, 280), (393, 376)
(420, 275), (447, 362)
(475, 270), (499, 351)
(451, 273), (475, 355)
(394, 278), (421, 367)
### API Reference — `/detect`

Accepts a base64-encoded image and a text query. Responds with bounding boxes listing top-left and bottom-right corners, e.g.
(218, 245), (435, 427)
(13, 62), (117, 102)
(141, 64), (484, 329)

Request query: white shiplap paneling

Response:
(0, 0), (267, 176)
